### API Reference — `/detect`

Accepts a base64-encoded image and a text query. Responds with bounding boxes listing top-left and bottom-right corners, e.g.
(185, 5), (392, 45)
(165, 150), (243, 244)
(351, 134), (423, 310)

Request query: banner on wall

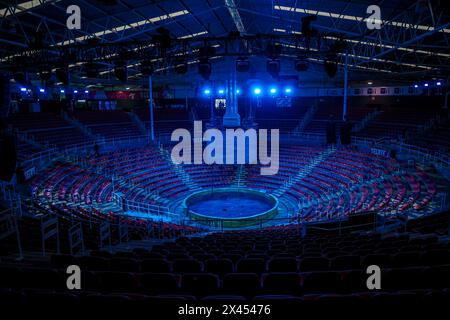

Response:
(371, 147), (389, 157)
(88, 91), (149, 100)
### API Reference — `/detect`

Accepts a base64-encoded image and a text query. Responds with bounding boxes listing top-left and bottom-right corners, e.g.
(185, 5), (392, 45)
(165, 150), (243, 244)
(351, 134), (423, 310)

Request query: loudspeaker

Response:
(326, 121), (336, 145)
(340, 122), (352, 145)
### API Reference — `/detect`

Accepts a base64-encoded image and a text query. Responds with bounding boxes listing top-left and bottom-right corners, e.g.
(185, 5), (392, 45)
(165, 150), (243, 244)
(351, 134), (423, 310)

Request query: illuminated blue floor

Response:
(189, 191), (273, 218)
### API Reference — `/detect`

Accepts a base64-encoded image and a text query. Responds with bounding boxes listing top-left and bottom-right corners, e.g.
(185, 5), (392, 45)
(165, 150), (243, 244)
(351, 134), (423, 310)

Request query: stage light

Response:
(253, 87), (262, 95)
(236, 89), (240, 94)
(218, 89), (225, 95)
(203, 89), (211, 95)
(414, 84), (419, 88)
(269, 87), (277, 94)
(126, 87), (130, 90)
(424, 83), (429, 87)
(73, 90), (78, 94)
(285, 87), (292, 94)
(367, 81), (373, 85)
(39, 88), (45, 93)
(436, 82), (442, 86)
(60, 89), (65, 93)
(84, 90), (89, 94)
(20, 87), (27, 92)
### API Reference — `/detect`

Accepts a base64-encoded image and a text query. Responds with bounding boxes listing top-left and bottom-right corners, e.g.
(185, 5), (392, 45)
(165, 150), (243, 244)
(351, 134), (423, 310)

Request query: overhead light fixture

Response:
(198, 58), (211, 80)
(324, 54), (338, 78)
(56, 67), (70, 85)
(266, 59), (280, 78)
(294, 57), (309, 72)
(174, 59), (188, 74)
(114, 61), (128, 83)
(236, 57), (250, 72)
(39, 68), (52, 81)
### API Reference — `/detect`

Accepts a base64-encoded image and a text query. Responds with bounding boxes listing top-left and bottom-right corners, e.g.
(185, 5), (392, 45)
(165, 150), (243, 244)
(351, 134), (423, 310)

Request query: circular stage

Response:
(184, 188), (279, 228)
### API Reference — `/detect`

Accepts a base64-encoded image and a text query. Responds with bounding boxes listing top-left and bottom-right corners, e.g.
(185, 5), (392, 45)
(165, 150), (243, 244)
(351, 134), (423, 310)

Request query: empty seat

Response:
(79, 256), (109, 271)
(110, 258), (140, 272)
(390, 252), (421, 267)
(172, 259), (203, 273)
(140, 273), (179, 295)
(302, 272), (343, 294)
(99, 272), (139, 293)
(330, 255), (361, 270)
(223, 273), (260, 297)
(220, 254), (242, 263)
(263, 273), (301, 295)
(141, 259), (171, 273)
(204, 259), (233, 277)
(268, 258), (298, 272)
(237, 258), (266, 274)
(421, 250), (450, 265)
(181, 273), (220, 297)
(383, 267), (425, 291)
(299, 257), (329, 272)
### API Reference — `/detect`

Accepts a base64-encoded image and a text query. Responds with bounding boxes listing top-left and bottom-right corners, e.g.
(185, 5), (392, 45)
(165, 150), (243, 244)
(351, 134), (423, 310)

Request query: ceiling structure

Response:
(0, 0), (449, 86)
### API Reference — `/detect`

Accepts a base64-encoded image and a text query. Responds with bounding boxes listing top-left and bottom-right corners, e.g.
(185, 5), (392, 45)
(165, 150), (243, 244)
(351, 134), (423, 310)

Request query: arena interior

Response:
(1, 0), (450, 313)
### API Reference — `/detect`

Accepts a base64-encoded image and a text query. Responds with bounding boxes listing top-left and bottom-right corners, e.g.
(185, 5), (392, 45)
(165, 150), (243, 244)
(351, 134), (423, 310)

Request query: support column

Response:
(149, 75), (155, 141)
(342, 50), (348, 122)
(223, 66), (240, 127)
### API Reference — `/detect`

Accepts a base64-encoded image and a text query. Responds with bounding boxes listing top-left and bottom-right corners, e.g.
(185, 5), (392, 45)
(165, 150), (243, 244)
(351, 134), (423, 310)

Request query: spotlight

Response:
(203, 89), (211, 95)
(285, 87), (292, 94)
(436, 82), (441, 86)
(414, 84), (419, 88)
(126, 87), (130, 90)
(39, 68), (52, 81)
(20, 87), (27, 92)
(60, 89), (65, 93)
(140, 60), (154, 76)
(174, 60), (188, 74)
(253, 87), (262, 95)
(236, 57), (250, 72)
(294, 57), (309, 72)
(424, 83), (429, 87)
(218, 89), (225, 95)
(198, 59), (211, 80)
(236, 89), (241, 94)
(114, 61), (128, 83)
(39, 88), (45, 93)
(269, 87), (277, 94)
(73, 90), (78, 94)
(266, 59), (280, 78)
(84, 90), (89, 94)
